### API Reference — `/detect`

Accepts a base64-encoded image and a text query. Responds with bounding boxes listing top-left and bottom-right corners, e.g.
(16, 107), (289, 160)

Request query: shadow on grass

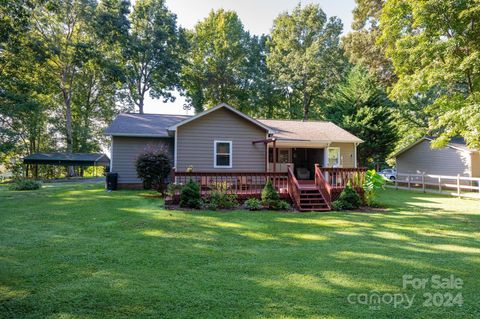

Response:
(1, 185), (479, 318)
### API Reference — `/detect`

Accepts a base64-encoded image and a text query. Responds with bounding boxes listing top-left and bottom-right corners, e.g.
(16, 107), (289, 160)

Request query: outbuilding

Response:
(394, 137), (480, 177)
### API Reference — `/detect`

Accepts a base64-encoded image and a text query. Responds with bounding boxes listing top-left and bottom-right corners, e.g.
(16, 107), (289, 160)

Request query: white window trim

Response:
(327, 147), (341, 167)
(214, 140), (233, 168)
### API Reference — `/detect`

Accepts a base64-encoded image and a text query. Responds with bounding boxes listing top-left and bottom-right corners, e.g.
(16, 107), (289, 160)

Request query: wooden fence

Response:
(391, 173), (480, 198)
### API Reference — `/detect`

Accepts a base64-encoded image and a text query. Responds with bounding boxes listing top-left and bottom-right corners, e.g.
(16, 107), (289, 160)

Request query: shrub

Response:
(332, 184), (361, 210)
(363, 169), (385, 206)
(165, 183), (182, 197)
(206, 183), (238, 209)
(8, 179), (42, 191)
(331, 200), (344, 211)
(261, 179), (280, 209)
(180, 179), (202, 208)
(205, 202), (218, 211)
(136, 146), (171, 193)
(275, 200), (291, 211)
(244, 198), (262, 211)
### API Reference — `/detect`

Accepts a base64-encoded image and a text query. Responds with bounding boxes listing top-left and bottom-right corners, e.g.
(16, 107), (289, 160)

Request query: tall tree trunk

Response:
(64, 98), (75, 177)
(61, 67), (75, 177)
(138, 96), (144, 114)
(302, 92), (310, 121)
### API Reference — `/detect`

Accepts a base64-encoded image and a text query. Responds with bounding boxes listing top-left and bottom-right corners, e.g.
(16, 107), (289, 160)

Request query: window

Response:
(268, 148), (291, 163)
(214, 141), (232, 168)
(327, 147), (340, 167)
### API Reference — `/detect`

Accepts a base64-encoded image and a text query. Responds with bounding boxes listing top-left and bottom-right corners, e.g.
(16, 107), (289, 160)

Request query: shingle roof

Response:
(104, 112), (363, 143)
(104, 113), (191, 137)
(393, 136), (477, 157)
(259, 119), (363, 143)
(23, 153), (110, 165)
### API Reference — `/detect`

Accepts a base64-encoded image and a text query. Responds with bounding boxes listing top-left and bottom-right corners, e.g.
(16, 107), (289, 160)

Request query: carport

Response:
(23, 153), (110, 178)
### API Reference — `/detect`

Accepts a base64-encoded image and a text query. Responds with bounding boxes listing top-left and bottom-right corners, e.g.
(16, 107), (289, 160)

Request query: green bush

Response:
(179, 179), (202, 209)
(205, 202), (218, 211)
(244, 198), (262, 211)
(331, 199), (346, 211)
(166, 183), (182, 197)
(136, 147), (171, 193)
(332, 184), (361, 210)
(8, 179), (42, 191)
(275, 200), (291, 211)
(261, 179), (280, 209)
(206, 187), (238, 210)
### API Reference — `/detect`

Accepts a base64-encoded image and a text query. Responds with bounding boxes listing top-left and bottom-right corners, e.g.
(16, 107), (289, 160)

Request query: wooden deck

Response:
(171, 167), (366, 211)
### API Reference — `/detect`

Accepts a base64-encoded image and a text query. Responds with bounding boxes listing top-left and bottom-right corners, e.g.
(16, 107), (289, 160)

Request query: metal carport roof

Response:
(23, 153), (110, 166)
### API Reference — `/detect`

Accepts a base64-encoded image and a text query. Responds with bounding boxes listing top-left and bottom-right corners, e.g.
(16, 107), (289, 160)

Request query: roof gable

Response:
(167, 103), (274, 133)
(393, 137), (475, 158)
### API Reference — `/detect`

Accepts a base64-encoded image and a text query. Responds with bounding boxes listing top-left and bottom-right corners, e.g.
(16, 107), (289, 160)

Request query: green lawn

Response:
(1, 183), (479, 319)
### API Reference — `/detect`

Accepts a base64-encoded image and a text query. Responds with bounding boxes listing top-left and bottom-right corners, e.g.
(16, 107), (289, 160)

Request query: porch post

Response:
(264, 142), (268, 173)
(354, 143), (358, 168)
(272, 139), (277, 173)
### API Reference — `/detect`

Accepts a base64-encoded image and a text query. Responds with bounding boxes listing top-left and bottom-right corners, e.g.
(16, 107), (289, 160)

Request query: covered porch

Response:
(256, 138), (359, 177)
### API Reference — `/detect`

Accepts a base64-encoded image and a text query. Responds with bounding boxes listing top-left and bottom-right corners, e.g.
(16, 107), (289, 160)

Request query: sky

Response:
(143, 0), (356, 115)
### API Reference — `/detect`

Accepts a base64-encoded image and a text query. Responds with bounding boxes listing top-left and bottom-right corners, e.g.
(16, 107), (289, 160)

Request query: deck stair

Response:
(297, 183), (330, 211)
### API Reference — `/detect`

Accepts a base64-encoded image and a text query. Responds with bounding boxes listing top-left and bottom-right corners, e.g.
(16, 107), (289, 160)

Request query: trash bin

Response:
(106, 172), (118, 190)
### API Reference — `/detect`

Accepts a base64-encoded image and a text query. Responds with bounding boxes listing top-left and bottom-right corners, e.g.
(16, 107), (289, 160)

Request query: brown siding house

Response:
(111, 137), (173, 186)
(176, 107), (267, 172)
(105, 103), (363, 189)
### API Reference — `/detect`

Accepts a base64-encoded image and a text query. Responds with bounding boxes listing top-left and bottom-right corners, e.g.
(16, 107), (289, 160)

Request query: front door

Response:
(292, 148), (324, 179)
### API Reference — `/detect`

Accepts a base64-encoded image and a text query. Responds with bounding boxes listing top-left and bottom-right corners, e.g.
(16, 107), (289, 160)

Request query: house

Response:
(394, 137), (480, 177)
(105, 103), (365, 211)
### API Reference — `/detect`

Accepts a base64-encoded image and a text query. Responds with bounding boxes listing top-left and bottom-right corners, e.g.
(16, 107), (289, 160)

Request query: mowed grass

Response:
(1, 183), (479, 319)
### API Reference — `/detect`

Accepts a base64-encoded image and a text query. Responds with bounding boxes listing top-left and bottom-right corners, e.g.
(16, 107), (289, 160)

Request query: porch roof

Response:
(258, 119), (363, 144)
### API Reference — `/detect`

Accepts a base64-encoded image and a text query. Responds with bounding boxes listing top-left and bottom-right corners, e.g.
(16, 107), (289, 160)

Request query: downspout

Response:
(110, 136), (114, 172)
(354, 143), (358, 168)
(174, 130), (177, 170)
(324, 142), (331, 167)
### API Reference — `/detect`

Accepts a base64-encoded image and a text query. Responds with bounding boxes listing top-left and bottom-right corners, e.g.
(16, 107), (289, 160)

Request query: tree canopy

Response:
(268, 4), (347, 120)
(1, 1), (478, 173)
(181, 9), (257, 113)
(325, 66), (397, 168)
(379, 0), (480, 149)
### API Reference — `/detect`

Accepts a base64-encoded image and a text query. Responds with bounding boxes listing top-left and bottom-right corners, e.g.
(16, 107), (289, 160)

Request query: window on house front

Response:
(268, 148), (291, 163)
(327, 147), (341, 167)
(214, 141), (232, 168)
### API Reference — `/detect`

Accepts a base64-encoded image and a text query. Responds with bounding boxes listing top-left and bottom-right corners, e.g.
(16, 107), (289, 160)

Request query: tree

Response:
(0, 1), (51, 161)
(341, 0), (395, 86)
(325, 66), (397, 168)
(245, 34), (285, 119)
(23, 0), (100, 175)
(124, 0), (184, 113)
(379, 0), (480, 149)
(1, 0), (129, 177)
(267, 4), (347, 120)
(181, 9), (256, 113)
(136, 147), (171, 192)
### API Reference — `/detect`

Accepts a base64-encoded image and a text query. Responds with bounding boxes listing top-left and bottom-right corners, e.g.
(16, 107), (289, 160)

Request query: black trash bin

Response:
(106, 172), (118, 190)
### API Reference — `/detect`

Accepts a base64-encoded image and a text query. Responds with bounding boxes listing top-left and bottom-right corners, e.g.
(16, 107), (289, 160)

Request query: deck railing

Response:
(171, 167), (367, 205)
(172, 169), (288, 197)
(314, 164), (332, 208)
(322, 167), (367, 188)
(287, 165), (301, 209)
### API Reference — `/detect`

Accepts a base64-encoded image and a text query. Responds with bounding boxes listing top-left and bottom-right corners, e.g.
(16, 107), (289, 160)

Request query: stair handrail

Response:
(314, 164), (332, 209)
(287, 164), (301, 209)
